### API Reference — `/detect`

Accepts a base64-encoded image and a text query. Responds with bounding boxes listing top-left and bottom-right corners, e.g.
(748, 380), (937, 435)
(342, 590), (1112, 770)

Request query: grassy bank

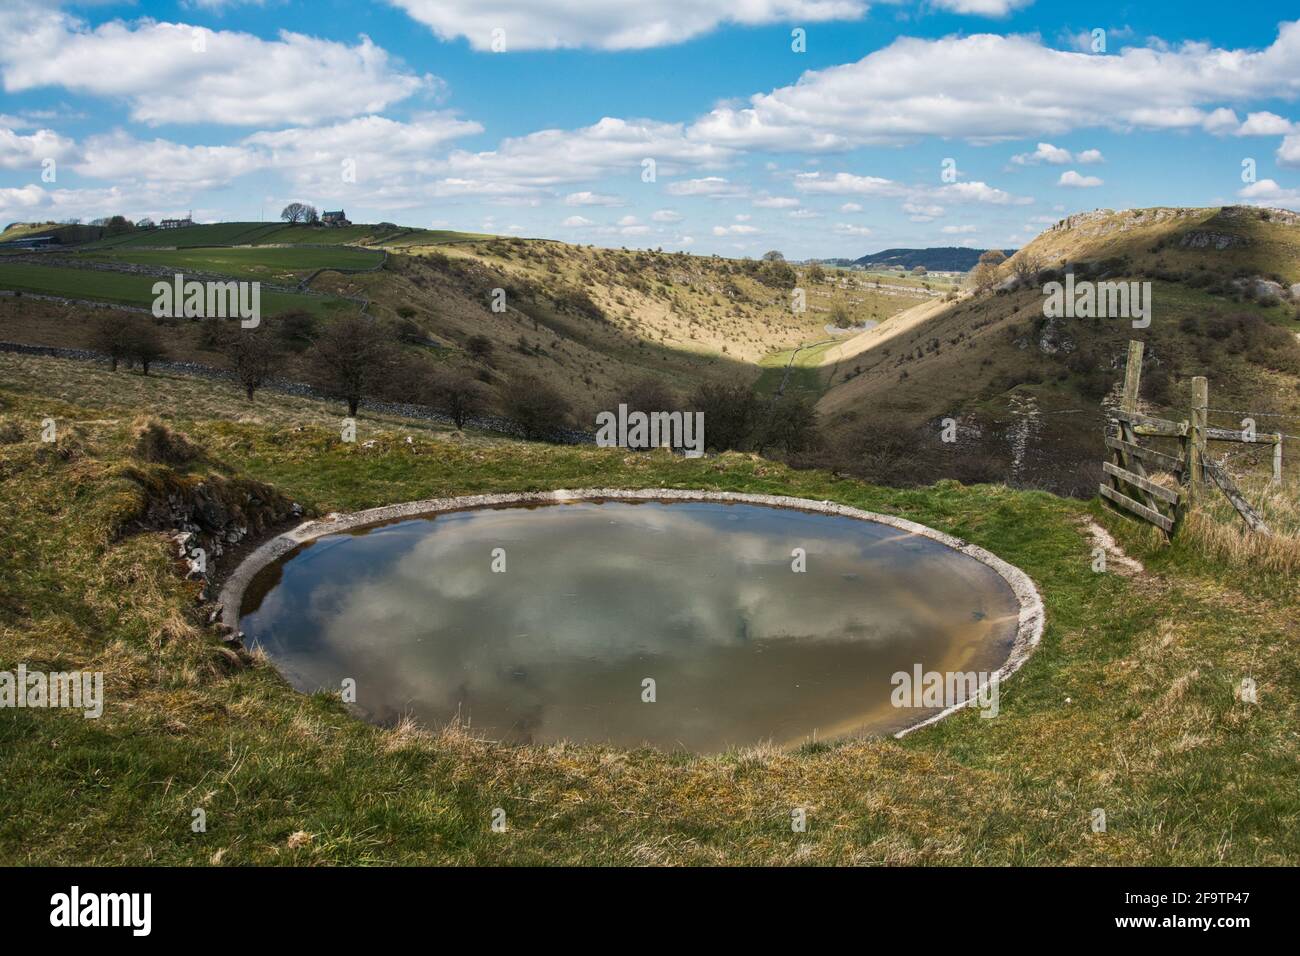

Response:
(0, 261), (354, 315)
(0, 354), (1296, 865)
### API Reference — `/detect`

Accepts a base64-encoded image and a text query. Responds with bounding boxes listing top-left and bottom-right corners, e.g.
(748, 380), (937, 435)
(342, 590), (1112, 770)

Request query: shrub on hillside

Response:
(465, 334), (495, 364)
(501, 375), (571, 440)
(196, 316), (226, 350)
(90, 313), (135, 371)
(126, 318), (167, 375)
(616, 375), (679, 415)
(270, 310), (319, 353)
(756, 394), (820, 457)
(393, 316), (428, 345)
(429, 367), (492, 430)
(688, 381), (761, 452)
(553, 286), (604, 321)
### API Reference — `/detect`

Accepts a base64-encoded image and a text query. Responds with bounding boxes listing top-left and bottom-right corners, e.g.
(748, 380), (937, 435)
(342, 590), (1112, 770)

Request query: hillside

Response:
(808, 206), (1300, 495)
(0, 225), (928, 424)
(853, 247), (1013, 272)
(5, 207), (1299, 499)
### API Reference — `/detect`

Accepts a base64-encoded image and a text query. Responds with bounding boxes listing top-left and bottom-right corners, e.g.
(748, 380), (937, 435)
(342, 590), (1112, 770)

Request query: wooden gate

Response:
(1100, 341), (1277, 537)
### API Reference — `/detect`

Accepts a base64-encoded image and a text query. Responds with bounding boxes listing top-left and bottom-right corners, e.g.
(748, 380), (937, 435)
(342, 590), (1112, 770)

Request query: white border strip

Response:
(218, 489), (1045, 741)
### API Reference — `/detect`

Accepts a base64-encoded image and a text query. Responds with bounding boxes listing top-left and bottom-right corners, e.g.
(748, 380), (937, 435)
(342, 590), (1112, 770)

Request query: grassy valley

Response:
(807, 206), (1300, 495)
(2, 207), (1298, 868)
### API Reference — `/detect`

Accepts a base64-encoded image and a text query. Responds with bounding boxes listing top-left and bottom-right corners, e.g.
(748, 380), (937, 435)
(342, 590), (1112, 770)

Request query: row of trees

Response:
(91, 314), (167, 374)
(93, 310), (574, 438)
(617, 376), (819, 456)
(91, 311), (816, 457)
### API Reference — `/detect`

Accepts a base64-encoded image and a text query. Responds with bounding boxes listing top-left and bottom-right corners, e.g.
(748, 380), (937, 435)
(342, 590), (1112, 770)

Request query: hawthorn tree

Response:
(307, 315), (395, 416)
(501, 375), (570, 440)
(91, 313), (134, 371)
(226, 327), (283, 401)
(430, 367), (491, 430)
(125, 318), (167, 375)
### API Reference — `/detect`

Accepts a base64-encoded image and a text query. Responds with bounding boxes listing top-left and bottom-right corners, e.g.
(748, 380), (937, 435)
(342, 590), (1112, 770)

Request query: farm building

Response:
(321, 210), (351, 227)
(159, 216), (194, 230)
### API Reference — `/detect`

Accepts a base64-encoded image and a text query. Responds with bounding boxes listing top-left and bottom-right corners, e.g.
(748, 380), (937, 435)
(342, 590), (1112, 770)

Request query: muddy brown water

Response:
(239, 499), (1020, 752)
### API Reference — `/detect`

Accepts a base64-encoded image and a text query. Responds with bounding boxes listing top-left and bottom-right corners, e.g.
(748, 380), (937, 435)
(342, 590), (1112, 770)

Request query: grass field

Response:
(78, 222), (489, 252)
(259, 225), (489, 247)
(0, 262), (355, 316)
(82, 246), (385, 282)
(756, 339), (839, 399)
(85, 222), (285, 250)
(0, 352), (1295, 865)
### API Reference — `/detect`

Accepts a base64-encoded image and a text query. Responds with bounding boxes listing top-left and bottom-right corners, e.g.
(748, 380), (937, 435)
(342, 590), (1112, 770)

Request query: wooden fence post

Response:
(1114, 340), (1144, 483)
(1189, 376), (1208, 504)
(1274, 436), (1283, 484)
(1121, 341), (1143, 417)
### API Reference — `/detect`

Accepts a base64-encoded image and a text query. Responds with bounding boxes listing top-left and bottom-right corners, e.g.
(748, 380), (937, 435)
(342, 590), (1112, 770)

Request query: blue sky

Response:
(2, 0), (1299, 258)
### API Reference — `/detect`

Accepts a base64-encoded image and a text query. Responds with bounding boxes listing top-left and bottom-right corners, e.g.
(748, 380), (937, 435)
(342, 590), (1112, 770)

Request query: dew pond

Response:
(239, 499), (1021, 752)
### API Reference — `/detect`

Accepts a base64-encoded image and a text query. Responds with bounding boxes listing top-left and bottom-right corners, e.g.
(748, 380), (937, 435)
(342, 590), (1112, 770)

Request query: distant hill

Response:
(812, 205), (1300, 495)
(853, 247), (1016, 272)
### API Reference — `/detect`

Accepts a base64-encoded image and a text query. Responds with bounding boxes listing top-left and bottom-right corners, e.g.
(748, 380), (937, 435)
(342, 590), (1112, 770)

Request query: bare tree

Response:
(430, 367), (491, 430)
(280, 202), (318, 225)
(501, 375), (570, 440)
(971, 249), (1008, 293)
(225, 327), (283, 401)
(1011, 250), (1043, 285)
(90, 313), (134, 371)
(125, 318), (167, 375)
(307, 315), (395, 416)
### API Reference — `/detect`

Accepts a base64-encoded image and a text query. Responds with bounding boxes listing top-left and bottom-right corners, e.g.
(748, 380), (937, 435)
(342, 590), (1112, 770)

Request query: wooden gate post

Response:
(1122, 341), (1143, 416)
(1189, 375), (1208, 504)
(1113, 340), (1145, 483)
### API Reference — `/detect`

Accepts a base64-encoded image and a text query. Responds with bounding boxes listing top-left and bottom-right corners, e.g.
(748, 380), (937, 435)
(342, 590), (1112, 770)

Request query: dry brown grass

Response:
(1181, 474), (1300, 575)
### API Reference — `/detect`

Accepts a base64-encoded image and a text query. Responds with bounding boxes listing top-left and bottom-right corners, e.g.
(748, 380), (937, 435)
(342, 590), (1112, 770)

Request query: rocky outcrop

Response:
(1179, 230), (1248, 250)
(121, 466), (301, 609)
(1037, 316), (1075, 356)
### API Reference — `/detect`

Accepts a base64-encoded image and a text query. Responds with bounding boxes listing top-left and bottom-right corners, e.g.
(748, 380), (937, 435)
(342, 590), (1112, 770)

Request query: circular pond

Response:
(231, 492), (1039, 752)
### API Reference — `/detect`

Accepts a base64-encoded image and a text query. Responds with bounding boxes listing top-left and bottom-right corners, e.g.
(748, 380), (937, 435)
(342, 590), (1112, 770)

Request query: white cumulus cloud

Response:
(687, 23), (1300, 149)
(1058, 170), (1103, 187)
(386, 0), (868, 51)
(0, 4), (431, 126)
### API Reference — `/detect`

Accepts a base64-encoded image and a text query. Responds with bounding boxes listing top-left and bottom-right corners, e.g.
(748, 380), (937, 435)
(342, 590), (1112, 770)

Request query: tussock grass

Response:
(1179, 475), (1300, 576)
(0, 356), (1296, 865)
